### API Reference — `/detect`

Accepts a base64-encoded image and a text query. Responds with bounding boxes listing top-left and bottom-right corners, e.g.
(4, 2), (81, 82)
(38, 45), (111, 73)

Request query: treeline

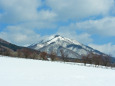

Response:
(0, 48), (65, 61)
(0, 48), (47, 60)
(47, 50), (115, 68)
(81, 53), (115, 67)
(0, 48), (115, 68)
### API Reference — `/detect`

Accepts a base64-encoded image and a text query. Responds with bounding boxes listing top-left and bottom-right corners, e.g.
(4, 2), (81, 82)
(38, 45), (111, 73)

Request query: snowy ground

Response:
(0, 56), (115, 86)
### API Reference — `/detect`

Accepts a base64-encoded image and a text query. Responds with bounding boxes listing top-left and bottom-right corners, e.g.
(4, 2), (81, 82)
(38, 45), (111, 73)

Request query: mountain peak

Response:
(50, 35), (64, 40)
(29, 35), (104, 58)
(54, 35), (61, 38)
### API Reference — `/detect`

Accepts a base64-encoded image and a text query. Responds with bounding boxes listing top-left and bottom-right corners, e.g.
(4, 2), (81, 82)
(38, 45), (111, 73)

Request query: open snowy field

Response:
(0, 56), (115, 86)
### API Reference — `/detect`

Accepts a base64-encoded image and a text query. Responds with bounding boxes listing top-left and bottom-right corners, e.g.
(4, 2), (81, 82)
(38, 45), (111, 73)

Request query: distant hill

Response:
(0, 38), (23, 51)
(0, 38), (41, 59)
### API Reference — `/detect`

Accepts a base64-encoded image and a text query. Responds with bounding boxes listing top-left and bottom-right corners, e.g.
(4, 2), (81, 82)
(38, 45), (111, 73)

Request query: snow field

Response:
(0, 56), (115, 86)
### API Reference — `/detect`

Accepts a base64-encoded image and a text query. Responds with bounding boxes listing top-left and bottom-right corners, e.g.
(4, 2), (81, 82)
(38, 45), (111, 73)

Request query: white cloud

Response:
(38, 10), (57, 22)
(0, 0), (41, 23)
(19, 21), (57, 30)
(0, 26), (41, 46)
(1, 0), (113, 23)
(76, 17), (115, 36)
(89, 43), (115, 57)
(46, 0), (114, 20)
(0, 0), (57, 25)
(57, 24), (93, 44)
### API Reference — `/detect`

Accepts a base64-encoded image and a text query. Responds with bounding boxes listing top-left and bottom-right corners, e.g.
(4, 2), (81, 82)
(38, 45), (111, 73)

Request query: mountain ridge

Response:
(29, 35), (104, 58)
(0, 38), (40, 58)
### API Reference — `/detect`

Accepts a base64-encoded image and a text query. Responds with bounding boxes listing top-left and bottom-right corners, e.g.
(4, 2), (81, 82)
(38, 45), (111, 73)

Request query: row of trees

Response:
(81, 53), (114, 67)
(0, 48), (48, 60)
(47, 50), (115, 68)
(1, 48), (115, 68)
(0, 47), (13, 56)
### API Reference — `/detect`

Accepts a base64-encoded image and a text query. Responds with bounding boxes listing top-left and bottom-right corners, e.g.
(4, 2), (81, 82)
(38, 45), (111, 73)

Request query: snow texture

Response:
(29, 35), (104, 58)
(0, 55), (115, 86)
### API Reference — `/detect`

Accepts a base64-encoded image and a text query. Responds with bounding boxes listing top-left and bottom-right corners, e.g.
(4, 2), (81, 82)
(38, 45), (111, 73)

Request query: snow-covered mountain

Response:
(29, 35), (104, 58)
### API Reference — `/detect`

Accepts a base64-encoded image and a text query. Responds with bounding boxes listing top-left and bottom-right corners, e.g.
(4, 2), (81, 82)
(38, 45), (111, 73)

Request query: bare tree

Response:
(92, 54), (100, 66)
(82, 53), (104, 66)
(17, 49), (23, 57)
(40, 52), (48, 60)
(102, 55), (111, 67)
(60, 49), (68, 62)
(50, 51), (57, 61)
(4, 49), (12, 56)
(82, 55), (88, 66)
(19, 49), (33, 58)
(31, 52), (39, 59)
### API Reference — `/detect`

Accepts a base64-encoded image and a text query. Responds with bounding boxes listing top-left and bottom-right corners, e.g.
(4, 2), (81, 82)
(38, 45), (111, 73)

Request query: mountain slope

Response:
(0, 38), (22, 51)
(0, 38), (40, 58)
(29, 35), (104, 58)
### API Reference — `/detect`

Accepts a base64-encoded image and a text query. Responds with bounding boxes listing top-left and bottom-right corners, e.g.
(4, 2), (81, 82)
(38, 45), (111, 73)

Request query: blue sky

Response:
(0, 0), (115, 56)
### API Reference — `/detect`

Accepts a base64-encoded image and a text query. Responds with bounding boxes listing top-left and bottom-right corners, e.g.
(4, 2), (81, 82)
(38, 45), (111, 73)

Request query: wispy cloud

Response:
(0, 26), (41, 45)
(76, 17), (115, 36)
(57, 24), (93, 44)
(89, 43), (115, 57)
(46, 0), (114, 20)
